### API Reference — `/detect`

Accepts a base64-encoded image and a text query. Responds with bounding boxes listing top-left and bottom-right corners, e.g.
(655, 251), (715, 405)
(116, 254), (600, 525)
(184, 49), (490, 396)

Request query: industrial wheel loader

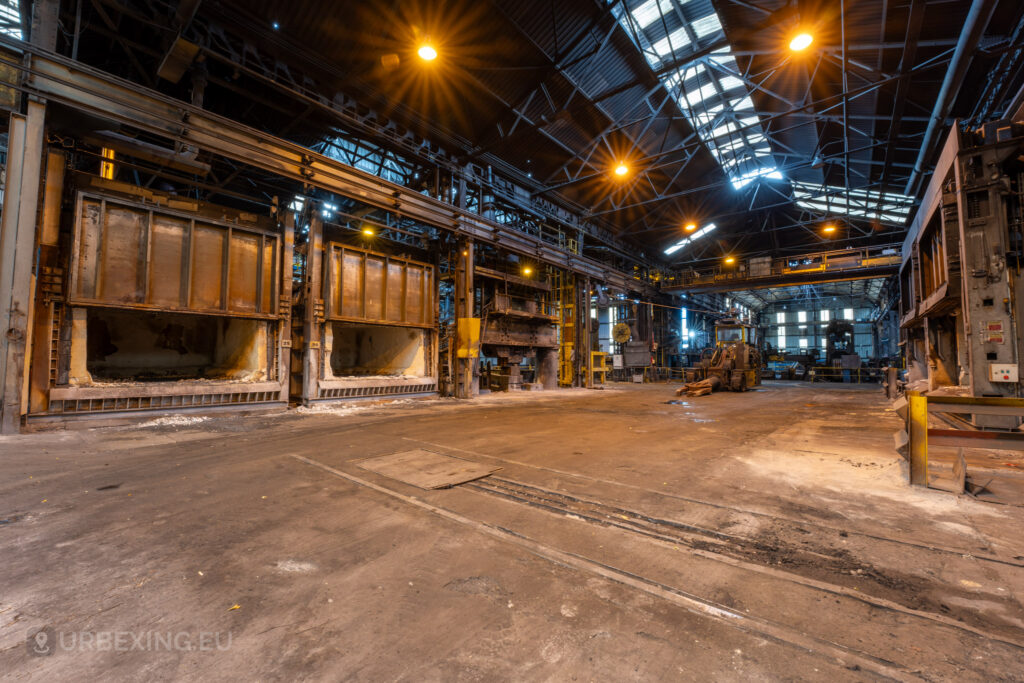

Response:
(677, 318), (763, 397)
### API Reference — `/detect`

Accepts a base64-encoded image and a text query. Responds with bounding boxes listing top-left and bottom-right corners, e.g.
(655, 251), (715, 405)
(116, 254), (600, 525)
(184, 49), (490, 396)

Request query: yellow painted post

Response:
(908, 391), (929, 486)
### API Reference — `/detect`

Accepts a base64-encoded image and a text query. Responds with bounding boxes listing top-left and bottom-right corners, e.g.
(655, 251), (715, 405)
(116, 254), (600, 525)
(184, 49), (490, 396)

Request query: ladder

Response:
(554, 270), (575, 386)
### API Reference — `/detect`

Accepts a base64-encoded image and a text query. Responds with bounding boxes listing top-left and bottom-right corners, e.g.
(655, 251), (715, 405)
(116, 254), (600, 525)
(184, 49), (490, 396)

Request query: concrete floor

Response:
(2, 382), (1023, 681)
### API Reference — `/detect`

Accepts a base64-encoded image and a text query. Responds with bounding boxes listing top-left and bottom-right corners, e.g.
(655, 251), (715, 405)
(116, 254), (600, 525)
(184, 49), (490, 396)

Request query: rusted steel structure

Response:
(294, 223), (439, 404)
(0, 39), (650, 430)
(899, 121), (1024, 426)
(476, 265), (558, 392)
(27, 175), (292, 423)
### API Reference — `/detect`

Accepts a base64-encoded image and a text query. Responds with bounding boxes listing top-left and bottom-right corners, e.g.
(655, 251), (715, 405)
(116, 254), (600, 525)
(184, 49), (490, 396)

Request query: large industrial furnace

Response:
(27, 174), (290, 423)
(293, 232), (439, 403)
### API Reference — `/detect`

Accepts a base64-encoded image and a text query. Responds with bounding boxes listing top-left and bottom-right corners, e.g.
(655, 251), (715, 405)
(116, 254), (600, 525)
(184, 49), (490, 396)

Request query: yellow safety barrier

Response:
(606, 366), (686, 383)
(807, 367), (879, 384)
(905, 391), (1024, 486)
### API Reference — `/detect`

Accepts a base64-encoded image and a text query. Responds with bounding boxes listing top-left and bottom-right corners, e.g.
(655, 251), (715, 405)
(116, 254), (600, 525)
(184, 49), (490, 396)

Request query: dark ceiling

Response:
(50, 0), (1024, 269)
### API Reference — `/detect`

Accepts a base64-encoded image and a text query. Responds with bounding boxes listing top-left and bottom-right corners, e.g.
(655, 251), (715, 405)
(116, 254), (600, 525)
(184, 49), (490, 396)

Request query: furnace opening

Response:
(73, 308), (269, 383)
(327, 323), (427, 378)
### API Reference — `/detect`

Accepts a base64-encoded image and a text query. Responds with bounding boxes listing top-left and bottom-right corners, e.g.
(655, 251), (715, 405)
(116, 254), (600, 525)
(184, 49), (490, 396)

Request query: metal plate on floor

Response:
(357, 449), (500, 489)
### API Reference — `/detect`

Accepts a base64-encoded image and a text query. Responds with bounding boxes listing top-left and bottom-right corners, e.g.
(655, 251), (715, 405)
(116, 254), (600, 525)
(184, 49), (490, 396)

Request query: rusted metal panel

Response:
(386, 262), (404, 323)
(70, 192), (279, 319)
(190, 225), (225, 309)
(364, 255), (385, 320)
(228, 231), (260, 312)
(101, 204), (146, 302)
(148, 214), (188, 307)
(261, 238), (275, 314)
(339, 250), (364, 318)
(324, 243), (434, 328)
(405, 266), (424, 323)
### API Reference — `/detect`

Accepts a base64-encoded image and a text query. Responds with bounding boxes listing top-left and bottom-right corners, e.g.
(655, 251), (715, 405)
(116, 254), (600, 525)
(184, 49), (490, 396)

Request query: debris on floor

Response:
(676, 376), (722, 397)
(358, 449), (501, 489)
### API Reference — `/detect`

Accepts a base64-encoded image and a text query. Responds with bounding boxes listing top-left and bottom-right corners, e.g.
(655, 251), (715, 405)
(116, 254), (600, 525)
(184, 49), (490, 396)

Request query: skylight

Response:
(630, 0), (685, 31)
(790, 182), (915, 225)
(732, 167), (784, 190)
(664, 223), (716, 255)
(0, 1), (20, 39)
(614, 1), (779, 192)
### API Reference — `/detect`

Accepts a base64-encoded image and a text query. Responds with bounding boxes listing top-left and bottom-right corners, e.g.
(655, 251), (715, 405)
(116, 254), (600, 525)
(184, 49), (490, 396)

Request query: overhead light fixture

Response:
(664, 223), (717, 256)
(724, 256), (736, 264)
(417, 45), (437, 61)
(684, 222), (697, 232)
(614, 163), (629, 177)
(790, 33), (813, 52)
(522, 266), (533, 276)
(362, 227), (375, 236)
(823, 224), (836, 234)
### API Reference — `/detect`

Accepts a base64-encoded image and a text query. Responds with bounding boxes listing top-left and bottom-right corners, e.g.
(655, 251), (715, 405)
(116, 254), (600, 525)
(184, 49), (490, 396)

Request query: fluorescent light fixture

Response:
(664, 223), (717, 255)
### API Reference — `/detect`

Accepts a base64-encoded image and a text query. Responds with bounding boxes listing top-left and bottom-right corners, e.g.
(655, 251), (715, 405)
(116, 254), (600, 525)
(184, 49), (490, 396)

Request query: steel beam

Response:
(904, 0), (998, 196)
(664, 266), (899, 294)
(9, 44), (641, 291)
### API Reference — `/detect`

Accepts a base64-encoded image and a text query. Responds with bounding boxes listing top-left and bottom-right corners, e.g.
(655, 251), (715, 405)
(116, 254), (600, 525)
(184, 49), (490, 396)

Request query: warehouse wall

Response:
(760, 304), (881, 359)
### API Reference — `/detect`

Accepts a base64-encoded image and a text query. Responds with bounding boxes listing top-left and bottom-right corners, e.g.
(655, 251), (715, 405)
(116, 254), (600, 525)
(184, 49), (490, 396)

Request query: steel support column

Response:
(583, 278), (593, 389)
(302, 214), (324, 406)
(455, 241), (478, 399)
(0, 100), (45, 433)
(278, 208), (295, 404)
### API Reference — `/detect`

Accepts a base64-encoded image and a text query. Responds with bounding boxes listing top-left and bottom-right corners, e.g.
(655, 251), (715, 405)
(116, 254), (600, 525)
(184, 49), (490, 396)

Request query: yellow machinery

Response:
(708, 318), (763, 391)
(556, 271), (575, 386)
(591, 351), (608, 384)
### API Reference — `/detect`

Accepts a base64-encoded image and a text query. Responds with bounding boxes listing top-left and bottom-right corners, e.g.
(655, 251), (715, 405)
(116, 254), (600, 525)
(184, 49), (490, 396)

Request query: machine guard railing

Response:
(905, 392), (1024, 486)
